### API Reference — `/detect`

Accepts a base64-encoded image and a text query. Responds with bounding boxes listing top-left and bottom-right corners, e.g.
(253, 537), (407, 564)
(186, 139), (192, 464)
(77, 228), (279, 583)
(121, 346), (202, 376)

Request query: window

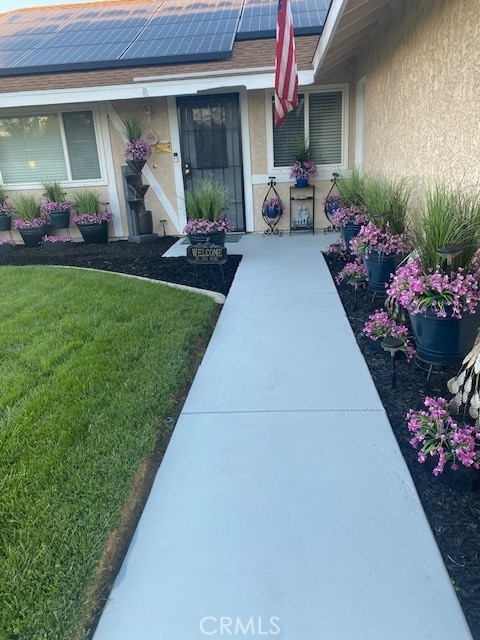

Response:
(0, 109), (101, 184)
(271, 88), (346, 169)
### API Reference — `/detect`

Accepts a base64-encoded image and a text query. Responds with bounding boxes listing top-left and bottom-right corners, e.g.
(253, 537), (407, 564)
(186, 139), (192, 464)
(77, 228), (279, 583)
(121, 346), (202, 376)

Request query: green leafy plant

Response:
(294, 137), (312, 163)
(73, 189), (102, 215)
(12, 194), (41, 220)
(361, 174), (411, 235)
(0, 183), (8, 205)
(123, 115), (144, 143)
(42, 181), (65, 203)
(185, 180), (229, 221)
(336, 167), (367, 207)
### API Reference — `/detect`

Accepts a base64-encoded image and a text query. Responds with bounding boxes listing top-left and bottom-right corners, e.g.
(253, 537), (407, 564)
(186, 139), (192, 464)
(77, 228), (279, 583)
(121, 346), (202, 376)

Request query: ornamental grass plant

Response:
(72, 189), (114, 225)
(336, 167), (367, 207)
(183, 180), (234, 234)
(12, 194), (49, 228)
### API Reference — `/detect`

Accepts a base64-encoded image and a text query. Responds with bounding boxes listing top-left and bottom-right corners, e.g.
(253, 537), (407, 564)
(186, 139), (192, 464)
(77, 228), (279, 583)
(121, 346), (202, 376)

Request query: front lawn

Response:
(0, 266), (218, 640)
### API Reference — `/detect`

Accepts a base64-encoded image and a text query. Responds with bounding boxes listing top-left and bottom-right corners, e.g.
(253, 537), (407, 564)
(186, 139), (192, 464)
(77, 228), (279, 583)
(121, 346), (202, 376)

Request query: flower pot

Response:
(295, 177), (309, 188)
(0, 213), (12, 231)
(409, 309), (480, 365)
(138, 210), (153, 235)
(264, 206), (281, 219)
(341, 223), (362, 254)
(18, 225), (50, 247)
(126, 159), (146, 173)
(364, 250), (399, 292)
(76, 221), (108, 244)
(188, 230), (226, 246)
(49, 209), (70, 230)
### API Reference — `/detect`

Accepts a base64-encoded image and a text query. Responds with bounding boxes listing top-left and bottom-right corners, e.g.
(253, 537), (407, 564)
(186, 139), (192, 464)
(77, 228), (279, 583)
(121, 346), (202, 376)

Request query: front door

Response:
(177, 94), (245, 232)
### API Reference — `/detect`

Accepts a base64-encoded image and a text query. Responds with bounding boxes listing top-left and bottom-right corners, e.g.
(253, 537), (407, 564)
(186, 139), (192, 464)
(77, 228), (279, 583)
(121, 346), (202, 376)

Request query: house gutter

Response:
(312, 0), (349, 75)
(0, 69), (315, 109)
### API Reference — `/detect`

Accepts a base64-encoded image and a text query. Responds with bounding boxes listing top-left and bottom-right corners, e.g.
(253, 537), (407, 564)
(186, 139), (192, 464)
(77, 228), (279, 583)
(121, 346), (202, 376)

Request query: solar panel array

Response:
(0, 0), (328, 76)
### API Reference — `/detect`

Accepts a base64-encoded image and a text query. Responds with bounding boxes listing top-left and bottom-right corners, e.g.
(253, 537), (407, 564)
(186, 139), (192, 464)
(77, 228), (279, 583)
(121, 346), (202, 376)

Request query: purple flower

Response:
(362, 309), (415, 361)
(13, 217), (50, 229)
(42, 235), (75, 243)
(289, 161), (318, 179)
(350, 223), (412, 257)
(329, 206), (368, 228)
(72, 210), (114, 225)
(41, 201), (72, 214)
(183, 216), (235, 235)
(125, 139), (152, 161)
(336, 258), (367, 284)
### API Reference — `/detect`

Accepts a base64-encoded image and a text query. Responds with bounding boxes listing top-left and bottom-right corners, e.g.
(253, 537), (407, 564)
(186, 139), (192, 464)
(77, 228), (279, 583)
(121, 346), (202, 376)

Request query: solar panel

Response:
(0, 0), (328, 76)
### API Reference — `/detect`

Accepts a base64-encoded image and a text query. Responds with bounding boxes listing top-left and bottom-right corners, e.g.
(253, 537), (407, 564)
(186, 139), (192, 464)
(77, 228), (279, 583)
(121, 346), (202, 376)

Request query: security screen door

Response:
(177, 94), (245, 232)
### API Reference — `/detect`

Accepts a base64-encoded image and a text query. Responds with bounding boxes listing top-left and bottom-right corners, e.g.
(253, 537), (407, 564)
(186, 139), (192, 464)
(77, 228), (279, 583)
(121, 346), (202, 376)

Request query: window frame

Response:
(265, 83), (349, 180)
(0, 104), (107, 189)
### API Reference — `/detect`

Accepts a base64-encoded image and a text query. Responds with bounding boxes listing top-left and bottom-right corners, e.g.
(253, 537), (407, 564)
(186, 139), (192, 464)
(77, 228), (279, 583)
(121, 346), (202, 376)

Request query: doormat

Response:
(181, 234), (243, 244)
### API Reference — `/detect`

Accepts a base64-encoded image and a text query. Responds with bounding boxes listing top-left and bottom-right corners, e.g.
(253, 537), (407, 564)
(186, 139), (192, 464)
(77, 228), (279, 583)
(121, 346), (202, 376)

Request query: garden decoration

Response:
(388, 182), (480, 366)
(41, 181), (72, 229)
(362, 309), (415, 361)
(289, 138), (317, 188)
(183, 179), (234, 245)
(123, 114), (152, 172)
(0, 184), (13, 231)
(122, 158), (157, 243)
(323, 172), (341, 233)
(12, 194), (50, 247)
(336, 258), (367, 310)
(261, 177), (283, 236)
(381, 336), (404, 389)
(72, 189), (113, 244)
(42, 235), (75, 250)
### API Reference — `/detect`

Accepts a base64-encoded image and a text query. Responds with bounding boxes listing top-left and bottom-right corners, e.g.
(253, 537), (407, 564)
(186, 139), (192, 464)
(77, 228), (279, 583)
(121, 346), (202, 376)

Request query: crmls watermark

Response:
(199, 616), (281, 636)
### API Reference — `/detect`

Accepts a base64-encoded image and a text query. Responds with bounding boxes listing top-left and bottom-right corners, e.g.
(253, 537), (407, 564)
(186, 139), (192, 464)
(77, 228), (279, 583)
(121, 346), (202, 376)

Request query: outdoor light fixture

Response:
(381, 336), (404, 389)
(348, 275), (367, 310)
(436, 243), (463, 265)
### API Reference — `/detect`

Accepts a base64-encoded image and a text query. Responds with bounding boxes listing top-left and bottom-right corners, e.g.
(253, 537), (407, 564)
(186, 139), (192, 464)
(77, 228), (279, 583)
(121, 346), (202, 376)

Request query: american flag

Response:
(274, 0), (298, 127)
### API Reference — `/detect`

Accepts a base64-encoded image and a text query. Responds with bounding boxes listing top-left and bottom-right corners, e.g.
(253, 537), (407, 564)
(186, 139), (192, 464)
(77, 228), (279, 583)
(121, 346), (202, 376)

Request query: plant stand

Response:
(323, 172), (340, 233)
(262, 177), (283, 236)
(122, 166), (158, 243)
(290, 184), (315, 234)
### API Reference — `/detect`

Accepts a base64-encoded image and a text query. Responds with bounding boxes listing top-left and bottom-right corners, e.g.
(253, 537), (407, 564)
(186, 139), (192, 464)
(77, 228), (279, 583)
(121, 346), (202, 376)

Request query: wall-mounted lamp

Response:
(143, 102), (158, 144)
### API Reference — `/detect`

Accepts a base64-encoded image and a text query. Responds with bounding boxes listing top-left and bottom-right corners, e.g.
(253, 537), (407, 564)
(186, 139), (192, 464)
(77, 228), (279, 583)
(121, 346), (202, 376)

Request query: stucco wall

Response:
(355, 0), (480, 184)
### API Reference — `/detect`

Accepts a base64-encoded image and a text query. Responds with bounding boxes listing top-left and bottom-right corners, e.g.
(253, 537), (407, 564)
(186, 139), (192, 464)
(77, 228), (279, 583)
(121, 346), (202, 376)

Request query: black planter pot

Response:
(341, 223), (362, 254)
(126, 159), (146, 173)
(49, 209), (71, 230)
(409, 309), (480, 365)
(0, 242), (13, 253)
(188, 231), (226, 246)
(76, 221), (108, 244)
(18, 225), (50, 247)
(0, 213), (12, 231)
(364, 250), (399, 292)
(138, 210), (153, 235)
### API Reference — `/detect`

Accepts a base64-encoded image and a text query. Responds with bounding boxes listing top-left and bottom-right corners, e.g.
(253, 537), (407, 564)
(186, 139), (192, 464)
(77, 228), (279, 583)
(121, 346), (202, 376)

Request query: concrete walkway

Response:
(93, 234), (472, 640)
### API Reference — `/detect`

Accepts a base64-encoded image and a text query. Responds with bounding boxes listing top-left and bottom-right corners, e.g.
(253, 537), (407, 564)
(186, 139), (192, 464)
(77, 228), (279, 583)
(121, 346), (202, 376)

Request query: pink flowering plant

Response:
(125, 139), (152, 161)
(387, 257), (480, 318)
(72, 210), (114, 225)
(329, 205), (368, 228)
(350, 223), (412, 257)
(12, 194), (50, 229)
(262, 196), (283, 218)
(0, 236), (13, 245)
(326, 239), (347, 259)
(363, 309), (415, 361)
(407, 396), (480, 475)
(183, 217), (234, 235)
(0, 202), (13, 216)
(290, 160), (318, 180)
(336, 258), (367, 285)
(41, 200), (72, 214)
(72, 189), (114, 225)
(42, 235), (75, 244)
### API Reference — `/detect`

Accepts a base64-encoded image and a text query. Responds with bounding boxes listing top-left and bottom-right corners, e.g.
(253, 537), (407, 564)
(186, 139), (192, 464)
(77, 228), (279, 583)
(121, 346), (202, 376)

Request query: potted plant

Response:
(72, 189), (113, 244)
(183, 180), (234, 246)
(42, 234), (75, 250)
(41, 181), (72, 229)
(262, 196), (283, 219)
(289, 138), (317, 187)
(123, 115), (152, 172)
(387, 182), (480, 364)
(329, 205), (368, 254)
(12, 194), (50, 247)
(335, 167), (367, 207)
(0, 184), (13, 231)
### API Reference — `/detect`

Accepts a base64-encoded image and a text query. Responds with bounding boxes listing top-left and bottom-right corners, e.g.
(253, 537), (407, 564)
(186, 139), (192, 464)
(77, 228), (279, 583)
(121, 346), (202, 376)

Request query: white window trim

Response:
(265, 83), (349, 182)
(0, 103), (108, 189)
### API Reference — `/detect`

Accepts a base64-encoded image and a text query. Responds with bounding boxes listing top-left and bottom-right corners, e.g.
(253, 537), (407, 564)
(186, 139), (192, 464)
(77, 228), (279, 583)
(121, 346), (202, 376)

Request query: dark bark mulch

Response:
(325, 253), (480, 639)
(0, 237), (241, 296)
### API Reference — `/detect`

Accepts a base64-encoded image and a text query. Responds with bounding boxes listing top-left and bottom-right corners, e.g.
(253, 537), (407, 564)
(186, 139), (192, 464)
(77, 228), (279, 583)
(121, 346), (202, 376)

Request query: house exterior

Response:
(0, 0), (477, 241)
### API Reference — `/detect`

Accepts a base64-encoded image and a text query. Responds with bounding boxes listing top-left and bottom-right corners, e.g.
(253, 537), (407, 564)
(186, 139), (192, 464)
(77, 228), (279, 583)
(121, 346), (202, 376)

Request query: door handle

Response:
(183, 162), (191, 176)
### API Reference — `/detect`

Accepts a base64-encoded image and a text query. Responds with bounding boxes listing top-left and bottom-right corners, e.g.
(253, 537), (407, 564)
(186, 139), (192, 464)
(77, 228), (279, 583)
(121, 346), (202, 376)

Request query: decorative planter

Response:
(49, 209), (71, 230)
(76, 221), (108, 244)
(409, 309), (480, 365)
(341, 223), (362, 254)
(126, 159), (146, 172)
(295, 177), (309, 188)
(364, 250), (399, 292)
(264, 206), (281, 219)
(18, 225), (50, 247)
(187, 230), (226, 246)
(137, 210), (153, 235)
(0, 213), (12, 231)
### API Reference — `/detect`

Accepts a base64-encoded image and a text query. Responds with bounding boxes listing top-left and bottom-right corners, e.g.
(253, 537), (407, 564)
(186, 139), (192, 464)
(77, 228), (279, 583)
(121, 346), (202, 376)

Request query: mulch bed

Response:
(325, 253), (480, 639)
(0, 237), (241, 296)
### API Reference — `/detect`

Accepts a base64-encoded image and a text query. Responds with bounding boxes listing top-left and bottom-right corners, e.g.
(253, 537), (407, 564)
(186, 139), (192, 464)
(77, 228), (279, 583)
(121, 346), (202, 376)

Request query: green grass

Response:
(0, 266), (218, 640)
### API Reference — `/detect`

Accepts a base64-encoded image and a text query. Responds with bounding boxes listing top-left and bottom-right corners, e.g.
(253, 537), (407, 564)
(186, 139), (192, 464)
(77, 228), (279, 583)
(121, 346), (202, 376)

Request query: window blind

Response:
(273, 95), (305, 167)
(309, 92), (342, 164)
(0, 114), (67, 183)
(63, 111), (101, 180)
